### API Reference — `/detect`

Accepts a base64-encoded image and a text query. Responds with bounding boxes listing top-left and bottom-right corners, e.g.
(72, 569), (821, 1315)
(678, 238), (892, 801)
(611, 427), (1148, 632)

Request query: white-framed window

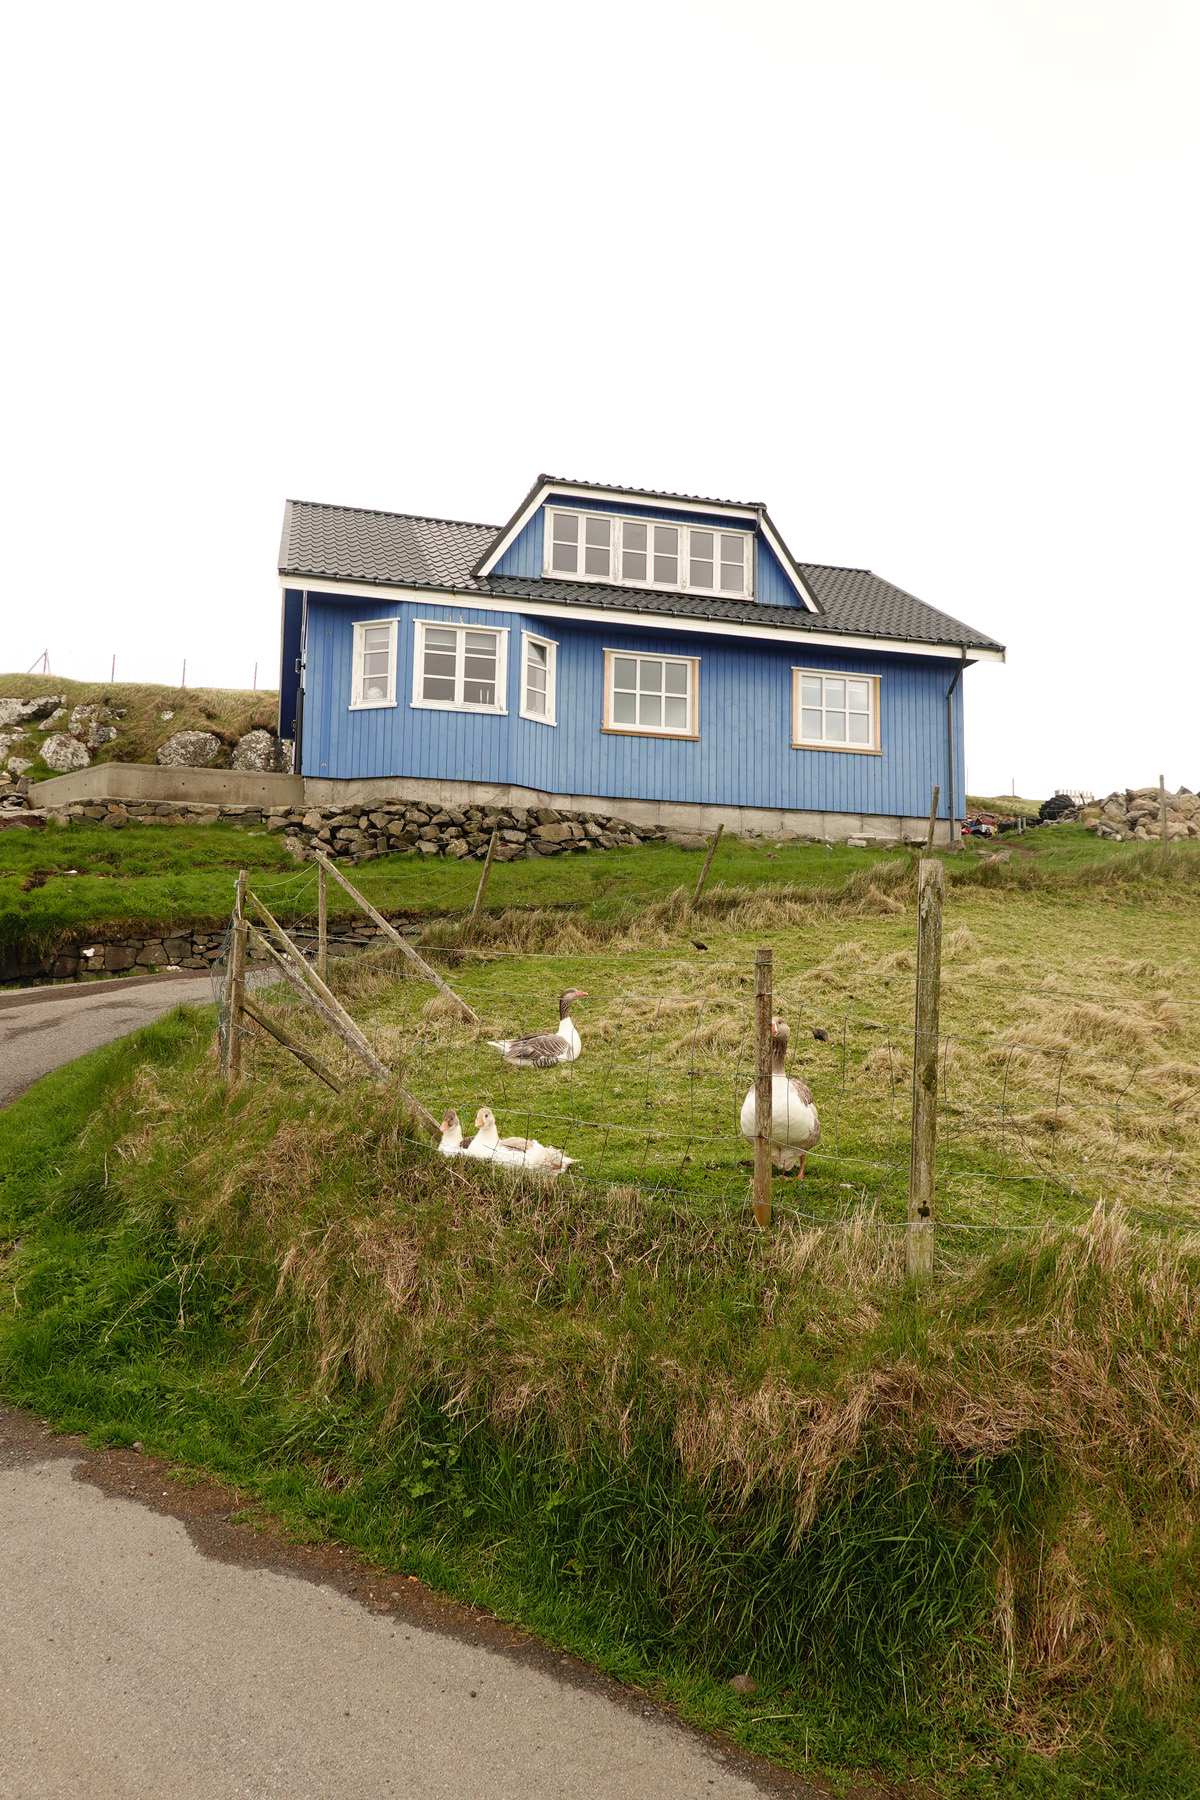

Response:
(545, 508), (751, 600)
(411, 621), (508, 713)
(792, 669), (881, 753)
(519, 631), (558, 725)
(350, 618), (399, 709)
(603, 649), (699, 739)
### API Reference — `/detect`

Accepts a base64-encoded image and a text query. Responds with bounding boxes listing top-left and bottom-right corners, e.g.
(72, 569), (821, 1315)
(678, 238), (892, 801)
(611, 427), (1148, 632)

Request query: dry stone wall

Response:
(1083, 787), (1200, 843)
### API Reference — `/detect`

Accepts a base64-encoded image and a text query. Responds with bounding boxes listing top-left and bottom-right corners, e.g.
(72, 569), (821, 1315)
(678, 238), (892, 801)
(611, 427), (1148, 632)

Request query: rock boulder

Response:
(231, 728), (287, 772)
(157, 730), (222, 768)
(39, 734), (91, 773)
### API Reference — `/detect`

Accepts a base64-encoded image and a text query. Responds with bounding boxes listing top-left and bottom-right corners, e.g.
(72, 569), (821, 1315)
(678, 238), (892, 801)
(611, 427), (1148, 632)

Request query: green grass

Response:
(4, 811), (1192, 969)
(1, 1016), (1198, 1795)
(0, 671), (277, 779)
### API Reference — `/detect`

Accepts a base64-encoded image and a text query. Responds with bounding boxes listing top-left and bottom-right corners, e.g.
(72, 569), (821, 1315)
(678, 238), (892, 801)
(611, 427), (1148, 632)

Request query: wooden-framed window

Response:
(349, 618), (398, 709)
(792, 668), (880, 753)
(602, 649), (699, 739)
(520, 630), (557, 725)
(411, 621), (508, 713)
(545, 508), (752, 599)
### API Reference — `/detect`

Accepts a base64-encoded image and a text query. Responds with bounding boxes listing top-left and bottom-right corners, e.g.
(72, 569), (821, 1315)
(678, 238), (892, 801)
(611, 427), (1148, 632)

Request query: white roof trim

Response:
(278, 575), (1005, 664)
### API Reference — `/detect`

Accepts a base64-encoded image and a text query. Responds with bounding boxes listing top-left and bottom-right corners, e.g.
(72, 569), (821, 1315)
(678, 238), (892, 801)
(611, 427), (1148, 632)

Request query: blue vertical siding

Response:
(755, 538), (804, 609)
(301, 589), (968, 820)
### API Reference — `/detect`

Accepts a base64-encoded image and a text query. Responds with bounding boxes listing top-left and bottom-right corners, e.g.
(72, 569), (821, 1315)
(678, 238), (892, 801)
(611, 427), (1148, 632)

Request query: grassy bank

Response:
(0, 672), (276, 778)
(3, 810), (1194, 969)
(1, 1011), (1198, 1797)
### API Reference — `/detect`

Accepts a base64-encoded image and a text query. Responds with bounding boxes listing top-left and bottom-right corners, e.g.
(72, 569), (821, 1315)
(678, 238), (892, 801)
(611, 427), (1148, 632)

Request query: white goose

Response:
(465, 1107), (578, 1176)
(739, 1017), (821, 1177)
(486, 989), (587, 1069)
(437, 1110), (472, 1156)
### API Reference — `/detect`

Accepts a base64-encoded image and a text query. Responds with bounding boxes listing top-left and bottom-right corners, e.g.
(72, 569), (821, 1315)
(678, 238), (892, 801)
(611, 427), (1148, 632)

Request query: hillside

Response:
(0, 674), (278, 785)
(3, 836), (1200, 1796)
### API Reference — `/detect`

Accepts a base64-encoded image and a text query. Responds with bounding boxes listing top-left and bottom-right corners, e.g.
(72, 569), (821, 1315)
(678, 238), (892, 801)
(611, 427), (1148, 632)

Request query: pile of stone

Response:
(272, 799), (668, 864)
(1084, 787), (1200, 843)
(156, 727), (289, 772)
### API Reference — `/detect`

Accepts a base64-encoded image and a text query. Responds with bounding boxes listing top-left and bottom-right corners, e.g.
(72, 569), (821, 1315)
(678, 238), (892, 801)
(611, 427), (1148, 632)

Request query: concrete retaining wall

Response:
(30, 764), (305, 809)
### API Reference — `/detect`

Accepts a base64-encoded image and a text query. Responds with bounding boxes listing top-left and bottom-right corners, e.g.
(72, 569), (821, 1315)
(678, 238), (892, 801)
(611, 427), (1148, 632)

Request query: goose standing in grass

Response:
(466, 1108), (578, 1176)
(486, 988), (587, 1069)
(739, 1017), (821, 1177)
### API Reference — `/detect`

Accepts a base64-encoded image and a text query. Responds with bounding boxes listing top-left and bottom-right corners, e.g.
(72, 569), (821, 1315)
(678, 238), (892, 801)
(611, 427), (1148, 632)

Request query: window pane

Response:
(825, 678), (845, 709)
(584, 543), (610, 576)
(621, 520), (647, 580)
(801, 707), (823, 739)
(825, 711), (846, 741)
(623, 520), (647, 552)
(847, 679), (870, 711)
(664, 662), (688, 694)
(623, 550), (648, 581)
(583, 516), (611, 577)
(719, 538), (744, 592)
(689, 531), (714, 588)
(553, 513), (578, 542)
(463, 631), (497, 705)
(585, 516), (610, 546)
(363, 626), (390, 649)
(613, 690), (636, 724)
(639, 660), (663, 692)
(653, 524), (678, 584)
(525, 640), (547, 714)
(526, 686), (546, 715)
(551, 539), (578, 573)
(527, 640), (547, 670)
(613, 656), (637, 691)
(848, 711), (870, 744)
(801, 675), (822, 709)
(422, 627), (456, 701)
(641, 693), (662, 728)
(664, 694), (688, 729)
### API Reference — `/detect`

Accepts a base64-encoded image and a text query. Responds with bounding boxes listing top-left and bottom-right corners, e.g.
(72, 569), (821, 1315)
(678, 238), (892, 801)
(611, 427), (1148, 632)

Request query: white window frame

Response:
(411, 620), (509, 714)
(602, 649), (700, 740)
(349, 617), (399, 710)
(544, 508), (752, 601)
(519, 630), (558, 726)
(791, 668), (881, 754)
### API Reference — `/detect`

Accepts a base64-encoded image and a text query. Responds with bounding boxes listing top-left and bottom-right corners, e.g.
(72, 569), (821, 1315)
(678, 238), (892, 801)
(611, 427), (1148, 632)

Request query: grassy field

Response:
(0, 807), (1177, 966)
(0, 672), (276, 779)
(1, 1008), (1198, 1797)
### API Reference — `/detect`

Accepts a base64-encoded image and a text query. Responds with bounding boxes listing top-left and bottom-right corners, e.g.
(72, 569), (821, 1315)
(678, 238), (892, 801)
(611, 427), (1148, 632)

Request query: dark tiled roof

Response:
(532, 473), (764, 511)
(279, 499), (1003, 655)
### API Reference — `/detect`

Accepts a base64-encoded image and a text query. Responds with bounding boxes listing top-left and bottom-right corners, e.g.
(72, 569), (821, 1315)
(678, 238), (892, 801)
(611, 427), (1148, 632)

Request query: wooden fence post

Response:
(313, 851), (480, 1024)
(1161, 774), (1169, 847)
(753, 946), (773, 1227)
(317, 859), (328, 980)
(466, 829), (499, 930)
(925, 785), (940, 855)
(226, 867), (248, 1082)
(691, 823), (724, 908)
(908, 858), (943, 1278)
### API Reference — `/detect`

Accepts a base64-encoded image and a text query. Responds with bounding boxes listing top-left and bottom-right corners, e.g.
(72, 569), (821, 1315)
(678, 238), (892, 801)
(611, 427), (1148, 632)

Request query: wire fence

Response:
(207, 863), (1200, 1249)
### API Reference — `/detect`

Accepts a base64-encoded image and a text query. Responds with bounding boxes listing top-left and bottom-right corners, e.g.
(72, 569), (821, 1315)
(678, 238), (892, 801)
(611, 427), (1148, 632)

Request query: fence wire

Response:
(209, 902), (1200, 1244)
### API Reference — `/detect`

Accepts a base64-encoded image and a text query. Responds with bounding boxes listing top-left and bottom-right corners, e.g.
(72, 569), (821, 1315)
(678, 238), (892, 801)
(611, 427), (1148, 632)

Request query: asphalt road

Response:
(0, 1412), (808, 1800)
(0, 972), (223, 1108)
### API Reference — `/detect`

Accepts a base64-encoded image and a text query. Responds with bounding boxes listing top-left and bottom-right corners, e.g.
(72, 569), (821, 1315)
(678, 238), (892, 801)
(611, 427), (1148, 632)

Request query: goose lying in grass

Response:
(486, 988), (587, 1068)
(463, 1107), (577, 1175)
(738, 1017), (821, 1177)
(437, 1110), (471, 1156)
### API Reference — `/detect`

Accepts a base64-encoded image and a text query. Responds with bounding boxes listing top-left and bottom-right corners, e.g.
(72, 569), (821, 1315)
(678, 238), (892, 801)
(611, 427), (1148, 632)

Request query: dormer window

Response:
(545, 508), (752, 599)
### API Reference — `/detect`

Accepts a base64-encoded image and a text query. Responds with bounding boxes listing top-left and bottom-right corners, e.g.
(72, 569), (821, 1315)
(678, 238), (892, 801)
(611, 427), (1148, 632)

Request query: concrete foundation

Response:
(31, 765), (305, 810)
(300, 775), (959, 846)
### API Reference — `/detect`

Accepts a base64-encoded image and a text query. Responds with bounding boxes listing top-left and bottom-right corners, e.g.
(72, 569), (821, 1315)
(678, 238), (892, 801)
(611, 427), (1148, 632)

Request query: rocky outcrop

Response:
(39, 734), (91, 773)
(0, 695), (67, 728)
(232, 728), (288, 772)
(1084, 787), (1200, 843)
(156, 730), (222, 768)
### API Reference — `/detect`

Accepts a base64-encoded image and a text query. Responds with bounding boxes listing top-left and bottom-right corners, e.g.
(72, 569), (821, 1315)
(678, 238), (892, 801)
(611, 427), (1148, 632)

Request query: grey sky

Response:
(3, 0), (1196, 797)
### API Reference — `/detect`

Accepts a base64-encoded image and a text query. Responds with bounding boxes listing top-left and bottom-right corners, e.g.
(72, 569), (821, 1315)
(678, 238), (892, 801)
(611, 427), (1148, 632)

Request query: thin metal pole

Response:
(317, 860), (328, 981)
(753, 947), (773, 1227)
(226, 867), (248, 1081)
(908, 858), (943, 1277)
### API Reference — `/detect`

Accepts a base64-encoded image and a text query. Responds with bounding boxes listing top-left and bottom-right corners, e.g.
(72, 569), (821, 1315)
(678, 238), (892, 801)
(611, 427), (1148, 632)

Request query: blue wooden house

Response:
(276, 475), (1003, 843)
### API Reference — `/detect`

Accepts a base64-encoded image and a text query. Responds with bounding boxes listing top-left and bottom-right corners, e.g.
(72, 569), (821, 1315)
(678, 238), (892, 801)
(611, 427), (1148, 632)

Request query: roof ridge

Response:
(537, 473), (765, 511)
(288, 498), (500, 533)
